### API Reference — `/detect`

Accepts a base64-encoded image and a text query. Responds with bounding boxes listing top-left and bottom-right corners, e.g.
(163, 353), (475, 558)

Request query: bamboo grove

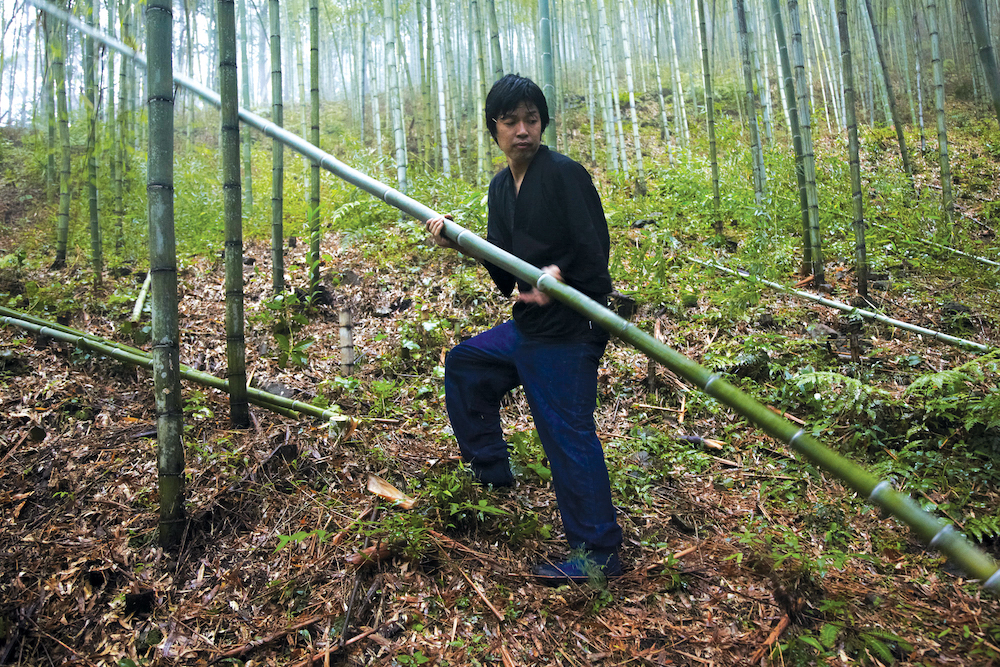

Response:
(4, 0), (1000, 583)
(4, 0), (1000, 289)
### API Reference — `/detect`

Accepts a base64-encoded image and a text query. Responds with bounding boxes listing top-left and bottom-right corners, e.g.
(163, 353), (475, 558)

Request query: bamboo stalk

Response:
(689, 257), (992, 354)
(27, 0), (1000, 593)
(871, 221), (1000, 269)
(0, 309), (351, 424)
(130, 272), (152, 322)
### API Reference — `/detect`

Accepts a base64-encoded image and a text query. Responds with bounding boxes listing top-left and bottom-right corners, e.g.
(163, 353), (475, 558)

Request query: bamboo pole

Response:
(871, 222), (1000, 269)
(28, 0), (1000, 593)
(0, 307), (352, 423)
(688, 257), (992, 353)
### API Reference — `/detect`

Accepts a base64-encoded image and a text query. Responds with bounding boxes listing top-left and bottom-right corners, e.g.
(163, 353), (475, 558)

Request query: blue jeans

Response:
(444, 320), (622, 552)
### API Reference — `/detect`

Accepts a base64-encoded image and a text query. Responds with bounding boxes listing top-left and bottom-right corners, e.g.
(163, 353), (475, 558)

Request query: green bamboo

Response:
(690, 257), (992, 354)
(109, 0), (123, 254)
(270, 0), (284, 294)
(617, 0), (645, 191)
(0, 308), (351, 423)
(471, 0), (488, 185)
(430, 0), (450, 175)
(789, 0), (826, 284)
(238, 0), (253, 217)
(486, 0), (503, 80)
(871, 221), (1000, 269)
(927, 0), (954, 226)
(308, 0), (321, 295)
(384, 0), (408, 194)
(33, 0), (1000, 592)
(863, 0), (914, 188)
(961, 0), (1000, 126)
(538, 0), (557, 148)
(734, 0), (767, 206)
(219, 0), (250, 429)
(147, 0), (186, 549)
(84, 0), (102, 285)
(52, 15), (69, 270)
(837, 0), (868, 297)
(652, 0), (673, 165)
(43, 14), (55, 203)
(769, 0), (812, 276)
(697, 0), (721, 234)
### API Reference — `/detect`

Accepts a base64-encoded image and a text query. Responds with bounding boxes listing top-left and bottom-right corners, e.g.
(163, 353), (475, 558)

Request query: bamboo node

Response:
(868, 480), (892, 505)
(983, 568), (1000, 592)
(929, 524), (956, 549)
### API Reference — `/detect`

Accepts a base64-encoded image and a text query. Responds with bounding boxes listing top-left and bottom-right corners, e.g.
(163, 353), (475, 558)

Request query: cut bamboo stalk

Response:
(0, 309), (351, 424)
(689, 257), (992, 354)
(130, 271), (152, 322)
(871, 222), (1000, 269)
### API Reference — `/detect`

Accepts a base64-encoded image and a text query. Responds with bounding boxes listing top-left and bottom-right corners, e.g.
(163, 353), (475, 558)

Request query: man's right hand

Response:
(425, 214), (459, 250)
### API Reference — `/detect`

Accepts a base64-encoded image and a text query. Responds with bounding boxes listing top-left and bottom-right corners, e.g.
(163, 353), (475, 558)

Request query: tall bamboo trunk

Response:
(617, 0), (646, 192)
(107, 0), (123, 253)
(219, 0), (250, 428)
(837, 0), (868, 297)
(595, 0), (626, 171)
(471, 0), (488, 185)
(84, 0), (101, 285)
(896, 6), (917, 128)
(238, 0), (253, 217)
(789, 0), (825, 284)
(927, 0), (953, 226)
(385, 0), (408, 193)
(582, 0), (615, 172)
(770, 0), (812, 277)
(308, 0), (321, 294)
(369, 9), (383, 165)
(666, 0), (689, 157)
(735, 0), (767, 205)
(431, 0), (451, 175)
(962, 0), (1000, 125)
(486, 0), (503, 80)
(43, 16), (56, 203)
(270, 0), (284, 293)
(53, 18), (70, 270)
(652, 0), (674, 164)
(748, 0), (774, 143)
(912, 1), (927, 152)
(864, 0), (914, 188)
(539, 0), (557, 148)
(697, 0), (721, 234)
(147, 0), (186, 548)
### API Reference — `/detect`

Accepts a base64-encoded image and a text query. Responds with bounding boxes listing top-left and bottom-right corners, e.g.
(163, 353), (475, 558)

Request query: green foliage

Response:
(258, 291), (315, 368)
(509, 429), (551, 482)
(274, 528), (330, 553)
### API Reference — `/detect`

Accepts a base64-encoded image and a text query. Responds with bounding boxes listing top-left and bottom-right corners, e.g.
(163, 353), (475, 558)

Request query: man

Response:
(426, 74), (622, 584)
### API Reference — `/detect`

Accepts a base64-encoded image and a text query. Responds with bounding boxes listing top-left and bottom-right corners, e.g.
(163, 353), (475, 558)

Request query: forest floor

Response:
(3, 113), (1000, 667)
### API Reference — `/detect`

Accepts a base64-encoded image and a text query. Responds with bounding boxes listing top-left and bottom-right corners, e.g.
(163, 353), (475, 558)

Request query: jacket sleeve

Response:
(484, 180), (516, 298)
(547, 161), (612, 295)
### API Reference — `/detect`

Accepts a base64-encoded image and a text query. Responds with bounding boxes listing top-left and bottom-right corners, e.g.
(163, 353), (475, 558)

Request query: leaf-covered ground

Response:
(3, 111), (1000, 666)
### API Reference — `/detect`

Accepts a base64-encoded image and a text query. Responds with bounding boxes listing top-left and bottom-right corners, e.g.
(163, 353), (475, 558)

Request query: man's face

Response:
(494, 101), (542, 165)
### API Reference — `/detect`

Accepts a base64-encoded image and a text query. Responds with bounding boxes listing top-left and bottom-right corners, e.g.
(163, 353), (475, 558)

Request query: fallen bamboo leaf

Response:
(367, 475), (417, 509)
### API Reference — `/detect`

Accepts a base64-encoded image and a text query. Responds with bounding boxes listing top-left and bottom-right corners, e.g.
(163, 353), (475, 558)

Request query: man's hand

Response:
(517, 265), (562, 306)
(425, 214), (459, 250)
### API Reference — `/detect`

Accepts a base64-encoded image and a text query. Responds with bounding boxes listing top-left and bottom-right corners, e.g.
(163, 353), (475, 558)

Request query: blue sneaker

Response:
(531, 551), (623, 586)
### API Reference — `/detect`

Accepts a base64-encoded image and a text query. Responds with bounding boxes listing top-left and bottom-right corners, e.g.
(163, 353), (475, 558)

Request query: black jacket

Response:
(485, 145), (612, 342)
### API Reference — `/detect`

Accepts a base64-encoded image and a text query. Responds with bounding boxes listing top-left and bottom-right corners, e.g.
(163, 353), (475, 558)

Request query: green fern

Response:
(795, 371), (897, 423)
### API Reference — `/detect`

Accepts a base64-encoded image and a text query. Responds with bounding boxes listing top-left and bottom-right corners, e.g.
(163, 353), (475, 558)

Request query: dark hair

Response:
(485, 73), (550, 143)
